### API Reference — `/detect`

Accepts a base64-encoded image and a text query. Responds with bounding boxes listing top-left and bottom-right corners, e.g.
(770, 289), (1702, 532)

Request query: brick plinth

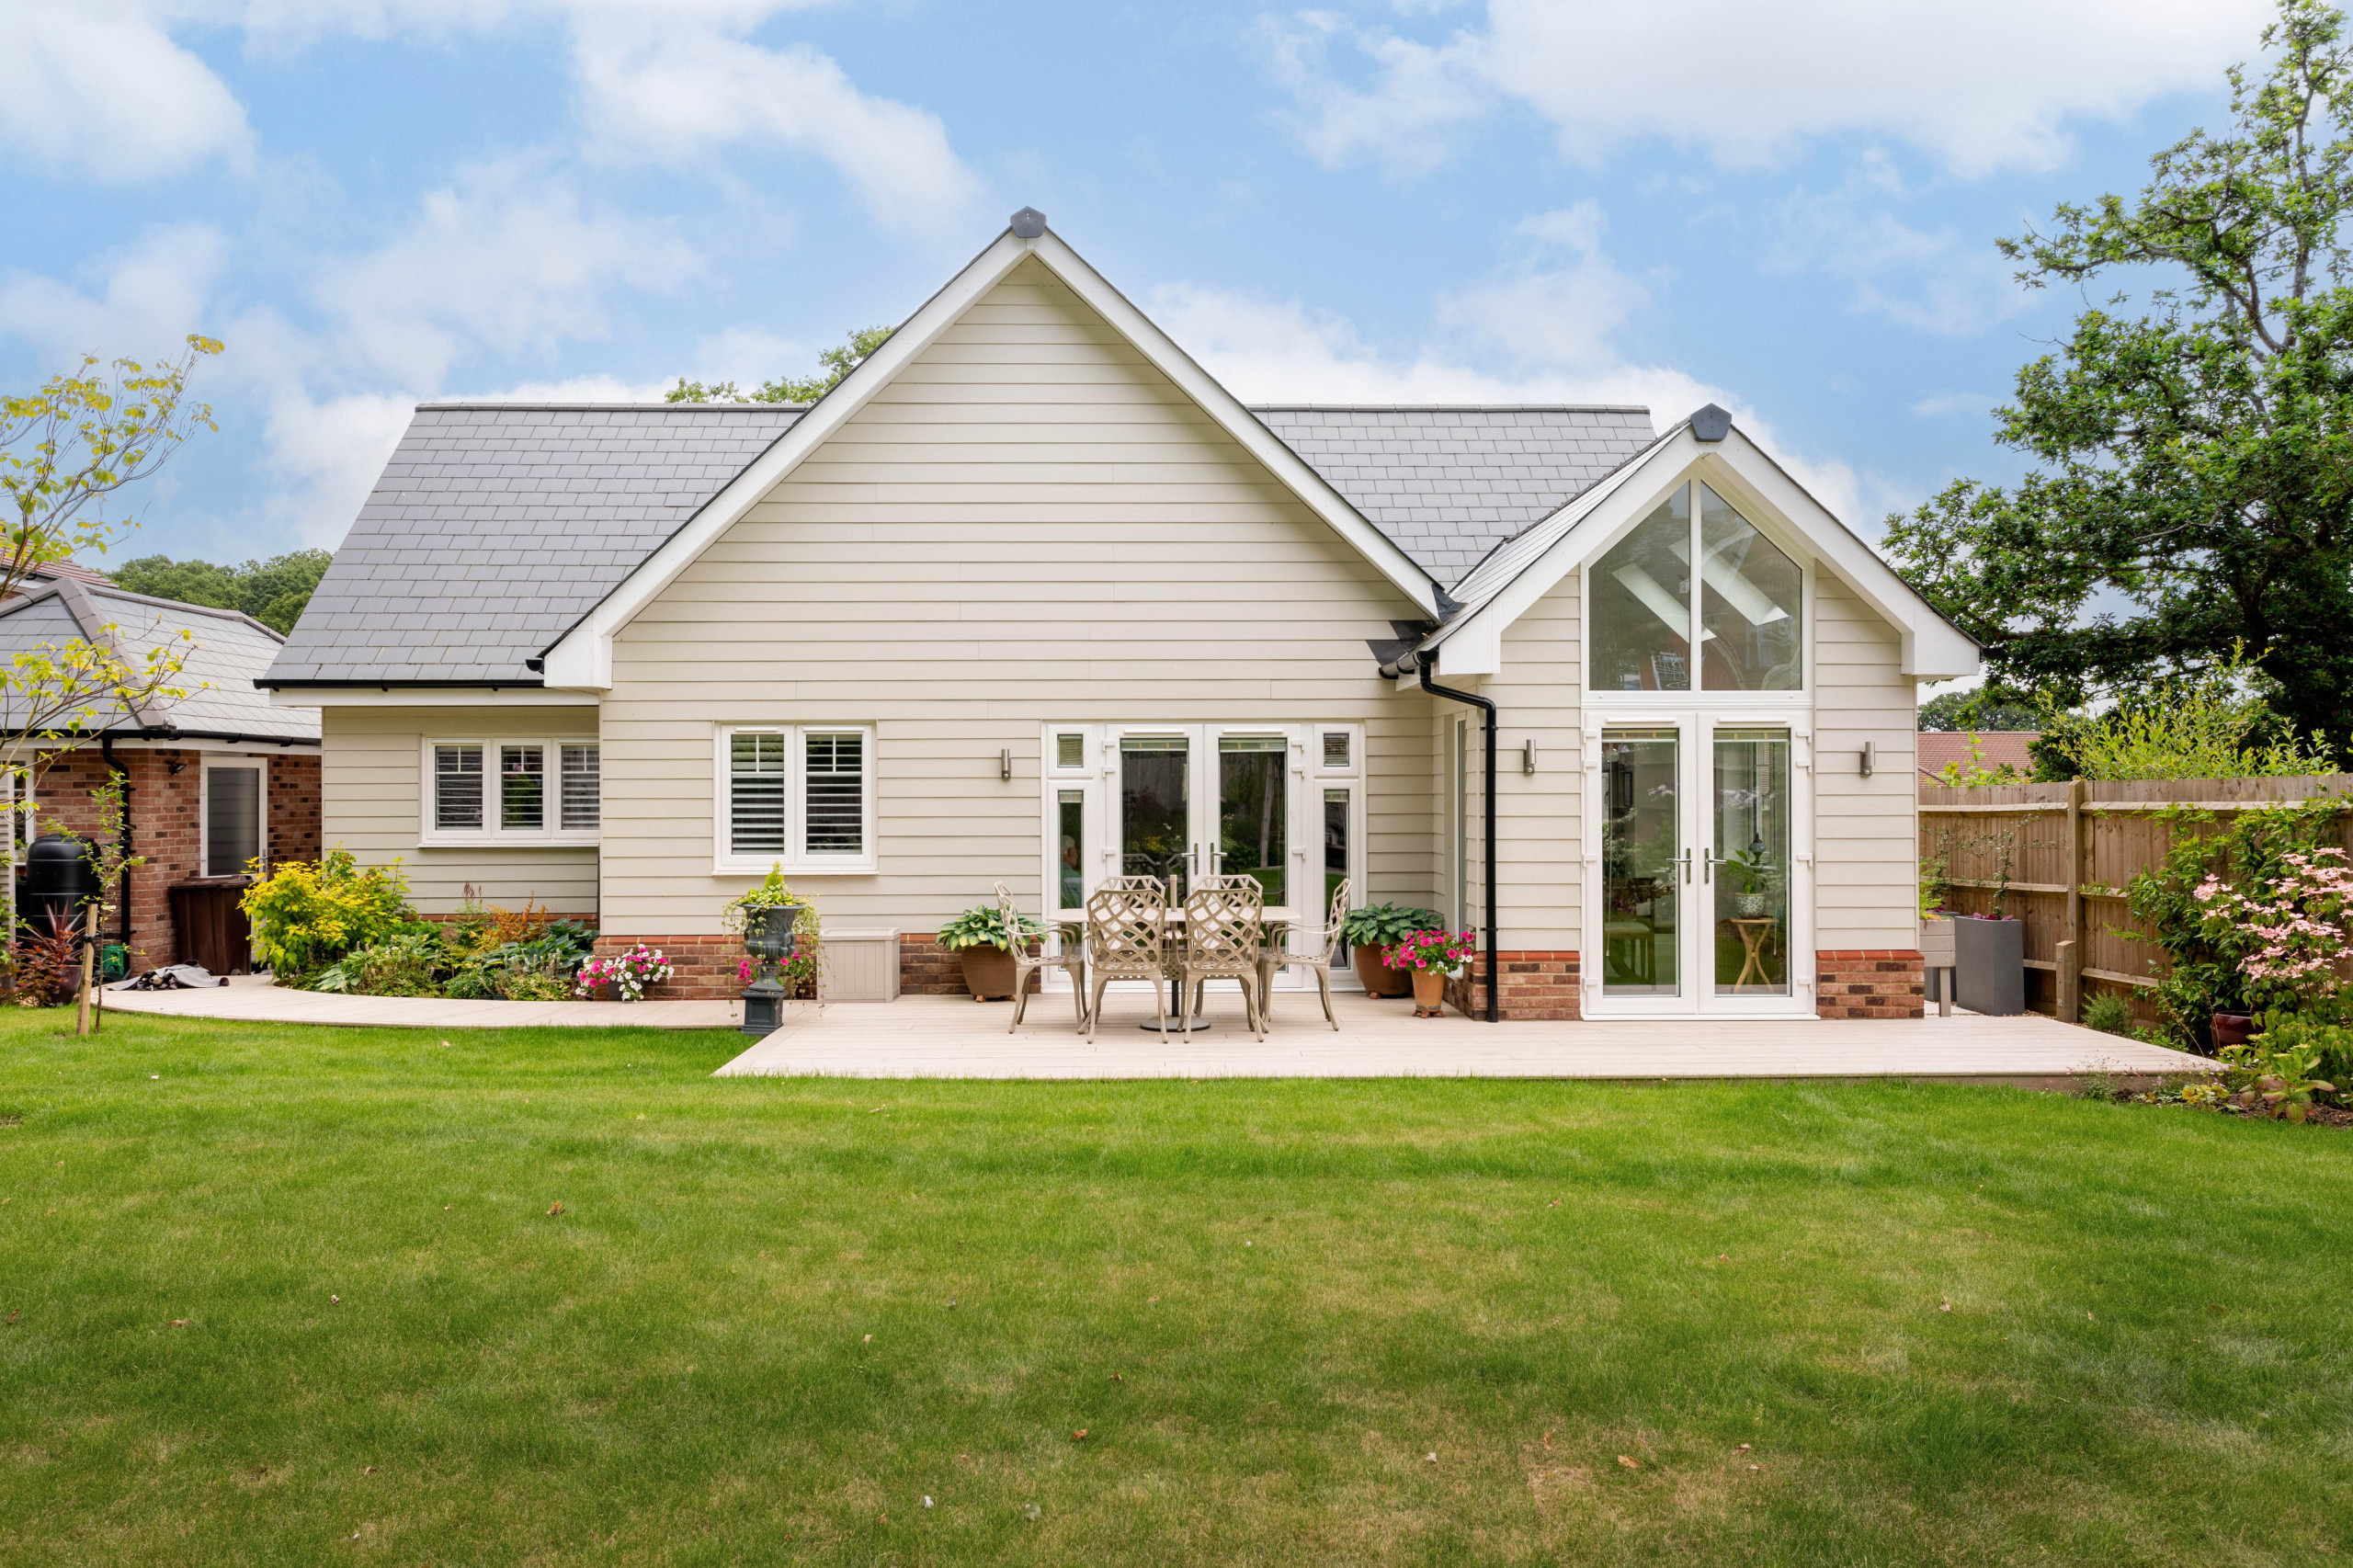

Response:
(1816, 949), (1925, 1018)
(901, 933), (965, 995)
(1443, 950), (1582, 1021)
(29, 745), (321, 971)
(595, 933), (997, 1003)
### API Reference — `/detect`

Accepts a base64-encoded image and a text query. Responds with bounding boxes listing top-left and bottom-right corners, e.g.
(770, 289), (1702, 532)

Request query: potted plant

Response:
(1337, 903), (1440, 998)
(938, 903), (1044, 1001)
(1393, 926), (1476, 1017)
(722, 865), (822, 999)
(1723, 847), (1779, 919)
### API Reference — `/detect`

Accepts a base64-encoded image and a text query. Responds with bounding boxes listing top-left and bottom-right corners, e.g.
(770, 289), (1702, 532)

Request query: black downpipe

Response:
(1417, 665), (1498, 1022)
(101, 734), (131, 949)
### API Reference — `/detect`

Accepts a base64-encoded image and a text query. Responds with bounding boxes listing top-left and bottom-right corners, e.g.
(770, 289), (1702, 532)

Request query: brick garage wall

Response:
(29, 747), (323, 971)
(1442, 950), (1582, 1021)
(1816, 949), (1925, 1019)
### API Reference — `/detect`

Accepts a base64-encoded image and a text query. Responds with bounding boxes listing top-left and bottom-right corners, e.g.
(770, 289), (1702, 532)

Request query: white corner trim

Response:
(1427, 426), (1981, 681)
(540, 225), (1438, 691)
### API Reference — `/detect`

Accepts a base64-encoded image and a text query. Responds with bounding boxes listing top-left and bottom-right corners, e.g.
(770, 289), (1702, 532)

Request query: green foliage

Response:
(241, 848), (413, 978)
(311, 930), (443, 997)
(1918, 854), (1949, 918)
(1918, 689), (2040, 733)
(2120, 799), (2346, 1046)
(2250, 1006), (2353, 1105)
(937, 903), (1042, 953)
(665, 326), (895, 406)
(1337, 903), (1443, 950)
(108, 549), (333, 635)
(2082, 990), (2139, 1036)
(2034, 653), (2336, 780)
(719, 864), (821, 990)
(2219, 1033), (2339, 1121)
(1880, 0), (2353, 760)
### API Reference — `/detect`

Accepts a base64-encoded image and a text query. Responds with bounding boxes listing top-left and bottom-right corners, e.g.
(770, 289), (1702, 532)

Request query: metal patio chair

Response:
(1257, 877), (1348, 1031)
(1175, 881), (1266, 1040)
(995, 881), (1086, 1034)
(1082, 881), (1170, 1040)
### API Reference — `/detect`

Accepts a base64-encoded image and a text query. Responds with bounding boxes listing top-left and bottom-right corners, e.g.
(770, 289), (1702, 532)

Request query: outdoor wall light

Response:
(1861, 741), (1876, 778)
(999, 748), (1013, 781)
(1522, 739), (1538, 775)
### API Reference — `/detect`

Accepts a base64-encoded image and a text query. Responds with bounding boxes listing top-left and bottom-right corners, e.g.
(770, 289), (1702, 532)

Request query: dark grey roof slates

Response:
(267, 399), (1654, 686)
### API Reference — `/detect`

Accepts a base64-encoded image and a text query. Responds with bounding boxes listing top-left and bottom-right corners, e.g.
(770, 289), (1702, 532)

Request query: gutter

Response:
(100, 733), (131, 951)
(1375, 635), (1499, 1024)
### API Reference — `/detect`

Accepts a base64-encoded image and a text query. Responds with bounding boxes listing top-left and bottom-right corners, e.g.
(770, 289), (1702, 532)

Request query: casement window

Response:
(202, 760), (266, 878)
(424, 739), (599, 844)
(715, 724), (876, 873)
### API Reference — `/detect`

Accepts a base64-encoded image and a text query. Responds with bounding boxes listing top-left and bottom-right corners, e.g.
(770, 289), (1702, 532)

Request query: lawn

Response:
(2, 1011), (2349, 1566)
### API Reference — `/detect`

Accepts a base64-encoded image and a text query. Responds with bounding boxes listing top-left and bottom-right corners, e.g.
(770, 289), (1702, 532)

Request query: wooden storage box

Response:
(819, 926), (901, 1003)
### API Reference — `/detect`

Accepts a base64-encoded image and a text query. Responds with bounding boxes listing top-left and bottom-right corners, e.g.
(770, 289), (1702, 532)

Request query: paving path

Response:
(103, 978), (2211, 1085)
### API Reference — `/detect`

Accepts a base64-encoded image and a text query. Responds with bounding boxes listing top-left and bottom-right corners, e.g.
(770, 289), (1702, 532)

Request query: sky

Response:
(0, 0), (2280, 570)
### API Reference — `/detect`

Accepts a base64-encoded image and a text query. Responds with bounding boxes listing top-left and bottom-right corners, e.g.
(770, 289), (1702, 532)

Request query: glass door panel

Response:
(1710, 728), (1792, 997)
(1119, 735), (1190, 892)
(1215, 734), (1288, 903)
(1599, 728), (1682, 998)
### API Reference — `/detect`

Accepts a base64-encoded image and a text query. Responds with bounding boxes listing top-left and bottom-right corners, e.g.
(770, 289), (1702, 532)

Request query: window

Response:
(1055, 732), (1086, 770)
(1591, 480), (1803, 692)
(718, 725), (876, 872)
(204, 764), (263, 878)
(424, 738), (597, 842)
(1322, 730), (1351, 769)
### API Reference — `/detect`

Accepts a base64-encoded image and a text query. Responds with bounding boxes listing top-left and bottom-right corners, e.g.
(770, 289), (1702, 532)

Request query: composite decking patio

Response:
(103, 975), (2211, 1086)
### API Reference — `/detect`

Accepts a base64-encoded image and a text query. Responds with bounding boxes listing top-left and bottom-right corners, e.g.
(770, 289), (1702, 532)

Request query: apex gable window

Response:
(717, 724), (876, 873)
(424, 738), (598, 844)
(1590, 479), (1804, 693)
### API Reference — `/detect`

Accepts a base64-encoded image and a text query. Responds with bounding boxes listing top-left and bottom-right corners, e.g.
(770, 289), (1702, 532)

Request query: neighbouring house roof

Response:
(1917, 730), (2039, 781)
(0, 576), (318, 744)
(266, 395), (1660, 687)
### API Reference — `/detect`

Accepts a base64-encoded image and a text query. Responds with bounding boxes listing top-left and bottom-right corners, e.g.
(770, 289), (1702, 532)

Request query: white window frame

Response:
(199, 756), (269, 879)
(712, 723), (878, 876)
(418, 737), (601, 847)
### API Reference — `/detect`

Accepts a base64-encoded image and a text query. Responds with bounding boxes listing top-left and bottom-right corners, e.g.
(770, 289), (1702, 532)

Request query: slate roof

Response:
(1250, 405), (1656, 582)
(0, 576), (318, 743)
(267, 400), (1656, 687)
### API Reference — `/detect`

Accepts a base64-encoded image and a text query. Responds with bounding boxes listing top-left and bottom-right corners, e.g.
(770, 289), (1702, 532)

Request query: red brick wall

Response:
(592, 931), (972, 1002)
(1816, 949), (1925, 1018)
(26, 746), (321, 971)
(1442, 950), (1582, 1020)
(902, 933), (965, 995)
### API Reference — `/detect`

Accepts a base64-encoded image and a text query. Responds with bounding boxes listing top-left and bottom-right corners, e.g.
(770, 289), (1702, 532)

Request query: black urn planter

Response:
(1952, 915), (2025, 1017)
(740, 903), (807, 1038)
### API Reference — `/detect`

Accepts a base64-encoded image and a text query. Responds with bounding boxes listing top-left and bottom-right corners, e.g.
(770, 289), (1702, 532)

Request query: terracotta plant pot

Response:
(1411, 968), (1445, 1015)
(1354, 945), (1413, 998)
(2211, 1011), (2258, 1050)
(960, 945), (1015, 1002)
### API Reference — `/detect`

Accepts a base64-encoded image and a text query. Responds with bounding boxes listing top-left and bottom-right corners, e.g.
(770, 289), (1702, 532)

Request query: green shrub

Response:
(1337, 903), (1442, 952)
(311, 930), (442, 997)
(498, 960), (577, 1002)
(2081, 991), (2136, 1036)
(938, 903), (1041, 953)
(242, 849), (413, 978)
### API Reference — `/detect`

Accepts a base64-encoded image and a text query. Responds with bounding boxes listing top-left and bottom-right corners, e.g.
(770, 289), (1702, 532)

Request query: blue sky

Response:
(0, 0), (2278, 566)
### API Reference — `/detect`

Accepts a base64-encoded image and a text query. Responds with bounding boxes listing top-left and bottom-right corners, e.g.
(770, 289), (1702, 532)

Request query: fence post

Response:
(2062, 778), (2086, 1023)
(2056, 939), (2080, 1024)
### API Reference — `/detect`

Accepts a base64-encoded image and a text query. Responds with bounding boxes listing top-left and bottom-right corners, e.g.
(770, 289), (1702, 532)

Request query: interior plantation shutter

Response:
(803, 731), (864, 855)
(435, 744), (483, 829)
(730, 732), (786, 854)
(500, 744), (545, 830)
(560, 743), (600, 831)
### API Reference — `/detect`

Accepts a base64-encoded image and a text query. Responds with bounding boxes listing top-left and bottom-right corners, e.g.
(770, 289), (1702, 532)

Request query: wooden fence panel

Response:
(1920, 772), (2353, 1024)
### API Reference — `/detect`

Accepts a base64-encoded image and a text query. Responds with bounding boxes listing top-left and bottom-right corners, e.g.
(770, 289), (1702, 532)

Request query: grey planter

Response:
(1953, 916), (2025, 1016)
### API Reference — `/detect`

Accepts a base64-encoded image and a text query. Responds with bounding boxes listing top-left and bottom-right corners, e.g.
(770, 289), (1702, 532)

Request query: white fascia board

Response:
(540, 226), (1438, 691)
(265, 687), (599, 709)
(1024, 233), (1438, 619)
(1696, 431), (1979, 678)
(540, 230), (1040, 690)
(1426, 430), (1702, 676)
(1425, 426), (1981, 680)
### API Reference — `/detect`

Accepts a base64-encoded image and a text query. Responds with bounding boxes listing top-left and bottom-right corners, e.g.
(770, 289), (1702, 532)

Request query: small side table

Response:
(1730, 918), (1779, 989)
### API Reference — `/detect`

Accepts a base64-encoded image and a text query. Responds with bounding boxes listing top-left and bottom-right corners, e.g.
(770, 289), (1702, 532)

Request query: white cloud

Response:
(0, 4), (253, 181)
(1765, 156), (2035, 336)
(1433, 203), (1652, 369)
(0, 224), (227, 362)
(459, 373), (677, 402)
(1910, 391), (2005, 419)
(312, 159), (698, 385)
(1262, 0), (2269, 178)
(568, 14), (983, 235)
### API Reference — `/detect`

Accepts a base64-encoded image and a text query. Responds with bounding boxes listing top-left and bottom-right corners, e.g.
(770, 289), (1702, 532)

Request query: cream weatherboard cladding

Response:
(594, 256), (1432, 937)
(1810, 574), (1921, 949)
(321, 706), (599, 915)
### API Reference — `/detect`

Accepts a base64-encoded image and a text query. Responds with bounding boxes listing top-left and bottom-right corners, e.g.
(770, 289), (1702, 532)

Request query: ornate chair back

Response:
(1084, 882), (1167, 982)
(1181, 882), (1262, 972)
(1319, 878), (1352, 965)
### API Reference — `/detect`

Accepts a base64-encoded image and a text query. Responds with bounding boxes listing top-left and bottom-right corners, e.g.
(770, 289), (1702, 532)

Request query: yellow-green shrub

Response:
(241, 849), (414, 978)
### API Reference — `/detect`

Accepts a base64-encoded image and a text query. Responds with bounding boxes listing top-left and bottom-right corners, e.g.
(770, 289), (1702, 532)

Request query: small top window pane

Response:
(1699, 485), (1802, 690)
(1322, 731), (1350, 769)
(1589, 487), (1691, 691)
(1055, 733), (1085, 769)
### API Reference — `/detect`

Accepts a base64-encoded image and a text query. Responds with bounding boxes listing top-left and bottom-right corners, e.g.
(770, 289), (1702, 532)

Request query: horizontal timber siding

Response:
(1813, 574), (1917, 951)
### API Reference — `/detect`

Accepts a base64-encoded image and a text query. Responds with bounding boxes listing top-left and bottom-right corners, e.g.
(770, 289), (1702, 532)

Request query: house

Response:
(1916, 730), (2039, 783)
(1, 565), (321, 970)
(259, 211), (1976, 1021)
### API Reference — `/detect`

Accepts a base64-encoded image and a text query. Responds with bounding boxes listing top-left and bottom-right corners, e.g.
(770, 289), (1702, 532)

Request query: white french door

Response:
(1585, 711), (1813, 1019)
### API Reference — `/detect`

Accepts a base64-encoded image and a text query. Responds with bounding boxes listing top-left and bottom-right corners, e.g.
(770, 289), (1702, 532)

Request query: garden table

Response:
(1066, 906), (1296, 1032)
